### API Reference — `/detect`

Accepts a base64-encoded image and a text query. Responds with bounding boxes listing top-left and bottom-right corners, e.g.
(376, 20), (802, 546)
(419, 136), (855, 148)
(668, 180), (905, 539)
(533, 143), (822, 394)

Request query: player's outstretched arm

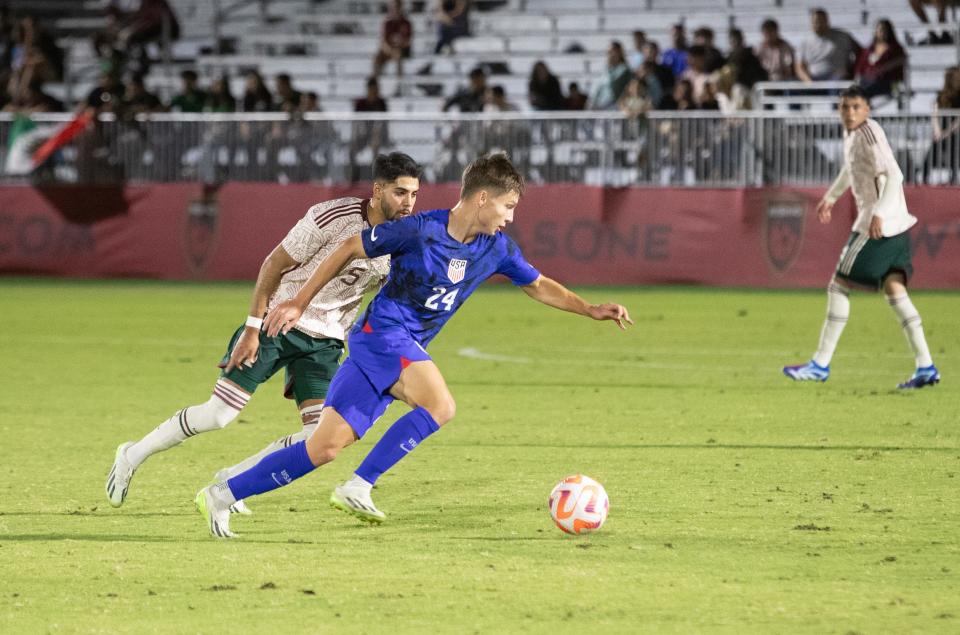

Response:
(521, 275), (633, 330)
(264, 235), (367, 336)
(226, 245), (300, 372)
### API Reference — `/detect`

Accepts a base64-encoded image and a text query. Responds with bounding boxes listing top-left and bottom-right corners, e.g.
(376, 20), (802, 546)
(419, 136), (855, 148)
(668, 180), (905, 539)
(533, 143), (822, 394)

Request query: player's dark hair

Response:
(373, 152), (422, 183)
(839, 84), (868, 102)
(461, 152), (525, 198)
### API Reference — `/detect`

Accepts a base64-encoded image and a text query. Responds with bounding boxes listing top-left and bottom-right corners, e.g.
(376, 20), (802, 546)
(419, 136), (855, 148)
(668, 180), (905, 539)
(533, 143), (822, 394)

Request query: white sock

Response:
(812, 282), (850, 367)
(217, 404), (324, 481)
(209, 482), (237, 507)
(346, 474), (373, 491)
(887, 294), (934, 368)
(126, 380), (249, 468)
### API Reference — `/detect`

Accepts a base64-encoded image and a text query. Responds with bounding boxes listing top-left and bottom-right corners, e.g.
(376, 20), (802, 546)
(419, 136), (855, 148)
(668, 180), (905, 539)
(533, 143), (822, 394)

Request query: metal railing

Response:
(1, 111), (958, 187)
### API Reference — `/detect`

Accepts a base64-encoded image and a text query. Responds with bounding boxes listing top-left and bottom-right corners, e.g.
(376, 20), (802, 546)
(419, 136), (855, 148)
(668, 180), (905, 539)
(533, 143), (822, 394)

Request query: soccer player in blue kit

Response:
(195, 153), (633, 537)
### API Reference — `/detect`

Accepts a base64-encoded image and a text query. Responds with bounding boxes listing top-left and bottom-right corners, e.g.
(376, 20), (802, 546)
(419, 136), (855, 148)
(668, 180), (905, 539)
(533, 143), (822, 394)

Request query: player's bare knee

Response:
(426, 396), (456, 426)
(308, 443), (341, 466)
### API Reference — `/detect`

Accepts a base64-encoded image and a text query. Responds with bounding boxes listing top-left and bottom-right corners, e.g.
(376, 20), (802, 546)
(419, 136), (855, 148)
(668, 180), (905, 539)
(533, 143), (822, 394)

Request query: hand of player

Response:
(815, 198), (833, 224)
(225, 328), (260, 372)
(265, 301), (303, 337)
(869, 215), (883, 239)
(588, 303), (634, 330)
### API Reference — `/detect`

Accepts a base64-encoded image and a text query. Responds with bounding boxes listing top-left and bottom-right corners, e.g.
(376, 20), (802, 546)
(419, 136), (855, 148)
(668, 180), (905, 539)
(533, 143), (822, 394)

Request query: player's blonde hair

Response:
(461, 152), (525, 198)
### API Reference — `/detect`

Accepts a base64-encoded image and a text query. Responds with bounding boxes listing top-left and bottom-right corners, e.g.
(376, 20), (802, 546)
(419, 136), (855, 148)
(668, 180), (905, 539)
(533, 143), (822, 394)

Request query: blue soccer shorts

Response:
(325, 322), (432, 438)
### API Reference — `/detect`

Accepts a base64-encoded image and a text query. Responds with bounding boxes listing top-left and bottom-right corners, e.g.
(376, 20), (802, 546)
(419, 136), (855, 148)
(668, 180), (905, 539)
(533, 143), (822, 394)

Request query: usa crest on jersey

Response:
(447, 258), (467, 283)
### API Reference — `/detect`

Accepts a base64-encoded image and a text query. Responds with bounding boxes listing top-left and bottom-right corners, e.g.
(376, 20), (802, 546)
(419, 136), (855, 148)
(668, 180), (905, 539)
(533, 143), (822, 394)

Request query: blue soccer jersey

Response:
(357, 208), (540, 346)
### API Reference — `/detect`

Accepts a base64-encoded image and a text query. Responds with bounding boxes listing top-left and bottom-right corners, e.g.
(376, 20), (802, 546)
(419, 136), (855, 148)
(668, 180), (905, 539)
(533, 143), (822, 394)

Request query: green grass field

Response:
(1, 279), (958, 634)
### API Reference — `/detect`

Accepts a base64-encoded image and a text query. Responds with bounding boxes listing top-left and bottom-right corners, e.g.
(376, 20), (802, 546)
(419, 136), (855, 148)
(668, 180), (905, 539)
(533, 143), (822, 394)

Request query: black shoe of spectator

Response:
(939, 31), (955, 45)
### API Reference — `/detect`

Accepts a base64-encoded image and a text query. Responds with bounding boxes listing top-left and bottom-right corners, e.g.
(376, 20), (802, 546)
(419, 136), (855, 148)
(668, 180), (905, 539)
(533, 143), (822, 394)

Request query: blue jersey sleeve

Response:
(361, 214), (420, 258)
(497, 234), (540, 286)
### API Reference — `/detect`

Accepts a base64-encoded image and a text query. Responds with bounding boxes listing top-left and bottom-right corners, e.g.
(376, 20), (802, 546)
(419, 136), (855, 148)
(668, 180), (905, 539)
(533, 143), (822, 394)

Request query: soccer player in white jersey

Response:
(106, 153), (422, 509)
(783, 85), (940, 389)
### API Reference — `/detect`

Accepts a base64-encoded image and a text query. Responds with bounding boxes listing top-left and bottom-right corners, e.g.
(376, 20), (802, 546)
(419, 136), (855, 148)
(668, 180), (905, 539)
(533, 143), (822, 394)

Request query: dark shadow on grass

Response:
(437, 442), (960, 452)
(449, 535), (560, 542)
(0, 533), (309, 545)
(0, 511), (195, 517)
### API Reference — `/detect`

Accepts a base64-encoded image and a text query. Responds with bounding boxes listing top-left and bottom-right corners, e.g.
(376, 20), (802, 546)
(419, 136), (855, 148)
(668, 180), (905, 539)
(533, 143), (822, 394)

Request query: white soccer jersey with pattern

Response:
(274, 197), (390, 340)
(826, 118), (917, 237)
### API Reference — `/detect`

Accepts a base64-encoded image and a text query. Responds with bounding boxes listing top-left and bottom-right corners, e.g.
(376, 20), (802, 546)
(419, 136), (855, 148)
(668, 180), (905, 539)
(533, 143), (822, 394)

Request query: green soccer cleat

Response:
(195, 486), (238, 538)
(330, 482), (386, 524)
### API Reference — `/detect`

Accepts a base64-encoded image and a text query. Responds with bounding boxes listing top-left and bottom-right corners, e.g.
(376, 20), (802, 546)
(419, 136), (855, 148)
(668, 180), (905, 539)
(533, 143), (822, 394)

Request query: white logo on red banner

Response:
(447, 258), (467, 284)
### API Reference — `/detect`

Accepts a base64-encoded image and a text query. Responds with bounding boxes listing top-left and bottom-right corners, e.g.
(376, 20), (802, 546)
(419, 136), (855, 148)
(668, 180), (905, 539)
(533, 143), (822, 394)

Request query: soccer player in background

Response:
(783, 85), (939, 389)
(195, 153), (633, 537)
(106, 153), (423, 510)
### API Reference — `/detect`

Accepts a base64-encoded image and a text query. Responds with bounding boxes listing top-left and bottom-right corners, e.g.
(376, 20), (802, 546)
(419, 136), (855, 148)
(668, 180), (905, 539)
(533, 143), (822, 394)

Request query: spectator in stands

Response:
(170, 70), (207, 113)
(85, 70), (125, 113)
(2, 77), (63, 112)
(724, 29), (768, 90)
(528, 60), (565, 111)
(635, 61), (666, 109)
(483, 85), (517, 112)
(443, 66), (486, 112)
(618, 76), (650, 119)
(642, 41), (676, 91)
(855, 19), (906, 100)
(434, 0), (470, 54)
(350, 77), (390, 181)
(300, 91), (321, 112)
(274, 73), (302, 112)
(756, 18), (796, 81)
(681, 45), (712, 105)
(628, 30), (647, 70)
(565, 81), (587, 110)
(206, 76), (236, 112)
(123, 74), (163, 114)
(105, 0), (180, 76)
(7, 16), (65, 102)
(661, 79), (697, 111)
(661, 23), (689, 78)
(923, 66), (960, 182)
(241, 70), (273, 112)
(908, 0), (957, 45)
(588, 41), (631, 110)
(693, 27), (725, 73)
(373, 0), (412, 91)
(796, 8), (861, 82)
(0, 6), (13, 108)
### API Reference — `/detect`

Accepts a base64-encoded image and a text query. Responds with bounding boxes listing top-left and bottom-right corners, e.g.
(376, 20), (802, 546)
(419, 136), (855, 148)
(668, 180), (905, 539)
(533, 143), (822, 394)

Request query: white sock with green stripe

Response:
(125, 380), (249, 468)
(887, 294), (933, 368)
(812, 282), (850, 367)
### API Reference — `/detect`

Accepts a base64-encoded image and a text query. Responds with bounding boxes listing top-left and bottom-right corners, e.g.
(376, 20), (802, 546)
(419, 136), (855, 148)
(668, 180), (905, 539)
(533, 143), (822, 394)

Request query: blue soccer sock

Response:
(355, 407), (440, 485)
(226, 440), (316, 501)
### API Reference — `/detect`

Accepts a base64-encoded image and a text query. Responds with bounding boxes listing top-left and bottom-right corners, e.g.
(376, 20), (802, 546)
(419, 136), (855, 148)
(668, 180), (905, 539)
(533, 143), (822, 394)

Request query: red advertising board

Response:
(1, 183), (958, 288)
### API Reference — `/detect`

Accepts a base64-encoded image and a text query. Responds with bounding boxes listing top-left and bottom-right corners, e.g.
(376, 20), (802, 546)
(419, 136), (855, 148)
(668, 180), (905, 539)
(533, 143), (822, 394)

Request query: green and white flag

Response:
(4, 114), (55, 175)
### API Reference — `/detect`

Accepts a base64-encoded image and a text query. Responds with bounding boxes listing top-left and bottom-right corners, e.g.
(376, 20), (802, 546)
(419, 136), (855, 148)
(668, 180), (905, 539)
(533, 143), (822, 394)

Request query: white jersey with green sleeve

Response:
(824, 118), (917, 237)
(273, 197), (390, 340)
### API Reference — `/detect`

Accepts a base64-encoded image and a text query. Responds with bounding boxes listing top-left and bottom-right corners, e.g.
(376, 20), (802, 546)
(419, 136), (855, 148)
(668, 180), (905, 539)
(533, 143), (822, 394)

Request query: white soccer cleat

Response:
(228, 499), (252, 515)
(330, 481), (386, 524)
(214, 469), (252, 515)
(106, 442), (136, 507)
(195, 486), (238, 538)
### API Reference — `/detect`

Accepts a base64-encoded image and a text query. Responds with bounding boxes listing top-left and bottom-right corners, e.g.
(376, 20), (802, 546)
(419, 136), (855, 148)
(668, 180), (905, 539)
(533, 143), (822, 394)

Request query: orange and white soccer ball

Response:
(549, 474), (610, 535)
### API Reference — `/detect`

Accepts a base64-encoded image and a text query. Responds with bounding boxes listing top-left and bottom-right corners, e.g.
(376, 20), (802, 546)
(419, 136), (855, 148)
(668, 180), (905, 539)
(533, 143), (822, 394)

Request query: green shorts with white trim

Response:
(835, 230), (913, 290)
(218, 325), (344, 403)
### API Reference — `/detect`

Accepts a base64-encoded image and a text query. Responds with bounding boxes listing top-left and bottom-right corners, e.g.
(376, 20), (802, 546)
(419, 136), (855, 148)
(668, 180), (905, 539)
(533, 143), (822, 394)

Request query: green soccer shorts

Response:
(834, 230), (913, 290)
(218, 325), (344, 404)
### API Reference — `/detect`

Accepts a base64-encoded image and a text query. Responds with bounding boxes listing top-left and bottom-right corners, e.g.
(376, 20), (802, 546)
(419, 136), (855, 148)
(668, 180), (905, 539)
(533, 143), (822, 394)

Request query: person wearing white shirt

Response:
(783, 85), (939, 389)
